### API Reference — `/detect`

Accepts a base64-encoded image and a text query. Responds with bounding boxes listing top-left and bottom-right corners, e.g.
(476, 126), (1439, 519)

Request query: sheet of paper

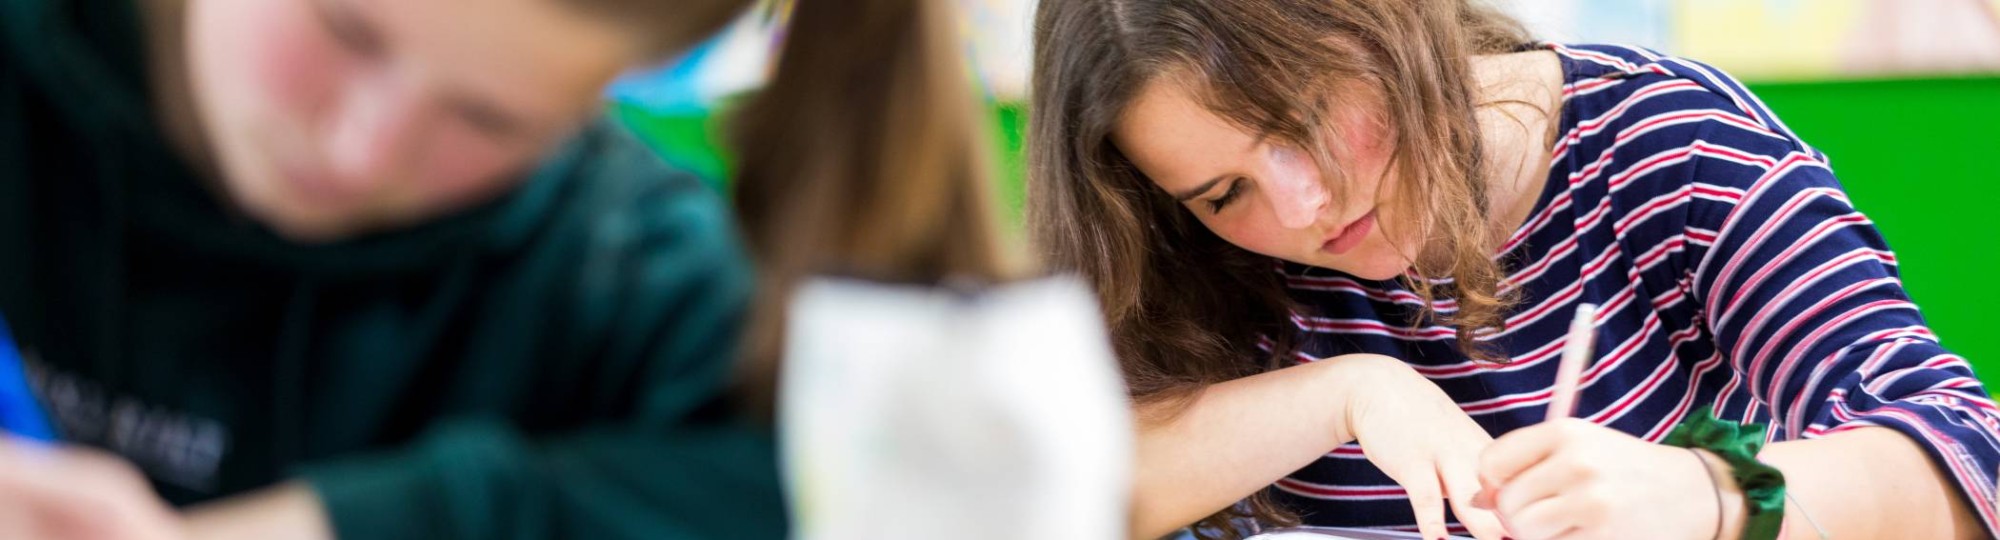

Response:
(1248, 527), (1473, 540)
(780, 276), (1133, 540)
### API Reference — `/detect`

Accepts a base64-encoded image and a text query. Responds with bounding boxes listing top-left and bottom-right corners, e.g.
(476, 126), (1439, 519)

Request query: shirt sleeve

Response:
(1682, 116), (2000, 535)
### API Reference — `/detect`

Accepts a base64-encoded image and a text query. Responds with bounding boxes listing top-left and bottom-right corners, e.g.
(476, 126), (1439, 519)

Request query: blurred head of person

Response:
(159, 0), (1016, 388)
(160, 0), (743, 241)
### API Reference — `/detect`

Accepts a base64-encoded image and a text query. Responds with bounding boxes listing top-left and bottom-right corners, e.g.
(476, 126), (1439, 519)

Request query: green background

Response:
(611, 76), (2000, 388)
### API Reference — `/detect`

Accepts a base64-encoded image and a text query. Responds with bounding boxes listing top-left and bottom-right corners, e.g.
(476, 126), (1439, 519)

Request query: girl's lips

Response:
(1320, 210), (1377, 255)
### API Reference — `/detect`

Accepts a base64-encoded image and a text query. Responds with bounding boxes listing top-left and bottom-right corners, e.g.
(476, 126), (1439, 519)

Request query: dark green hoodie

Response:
(0, 0), (786, 538)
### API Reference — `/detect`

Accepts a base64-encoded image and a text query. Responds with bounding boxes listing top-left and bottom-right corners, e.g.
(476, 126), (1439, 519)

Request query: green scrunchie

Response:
(1662, 406), (1785, 540)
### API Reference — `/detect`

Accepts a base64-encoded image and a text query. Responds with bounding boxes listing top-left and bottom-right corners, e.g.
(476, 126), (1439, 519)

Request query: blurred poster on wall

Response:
(1672, 0), (2000, 80)
(610, 0), (2000, 110)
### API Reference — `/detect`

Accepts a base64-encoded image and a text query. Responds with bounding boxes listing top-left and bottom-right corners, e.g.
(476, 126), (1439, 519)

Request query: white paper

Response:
(1249, 527), (1475, 539)
(780, 276), (1133, 540)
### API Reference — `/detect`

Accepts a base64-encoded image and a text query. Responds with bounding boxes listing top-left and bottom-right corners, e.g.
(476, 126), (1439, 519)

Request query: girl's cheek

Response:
(1207, 214), (1288, 259)
(416, 128), (534, 211)
(242, 3), (346, 137)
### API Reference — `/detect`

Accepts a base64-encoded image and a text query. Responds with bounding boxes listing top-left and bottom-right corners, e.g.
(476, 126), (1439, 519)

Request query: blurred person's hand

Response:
(0, 437), (182, 540)
(183, 481), (330, 540)
(0, 438), (332, 540)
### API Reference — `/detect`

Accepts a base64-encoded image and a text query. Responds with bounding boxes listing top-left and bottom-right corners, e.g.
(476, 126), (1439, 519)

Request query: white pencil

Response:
(1546, 303), (1597, 421)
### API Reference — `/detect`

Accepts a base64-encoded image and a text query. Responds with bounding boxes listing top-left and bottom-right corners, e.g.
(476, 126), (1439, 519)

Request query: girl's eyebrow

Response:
(1172, 175), (1229, 202)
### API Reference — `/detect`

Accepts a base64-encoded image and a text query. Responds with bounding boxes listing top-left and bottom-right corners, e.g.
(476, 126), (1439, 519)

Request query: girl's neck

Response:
(1470, 49), (1566, 247)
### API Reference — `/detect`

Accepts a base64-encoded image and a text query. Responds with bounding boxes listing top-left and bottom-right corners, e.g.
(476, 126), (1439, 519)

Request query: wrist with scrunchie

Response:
(1662, 406), (1786, 540)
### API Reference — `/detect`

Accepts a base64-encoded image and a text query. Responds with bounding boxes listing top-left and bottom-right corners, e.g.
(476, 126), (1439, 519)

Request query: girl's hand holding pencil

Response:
(1472, 305), (1729, 540)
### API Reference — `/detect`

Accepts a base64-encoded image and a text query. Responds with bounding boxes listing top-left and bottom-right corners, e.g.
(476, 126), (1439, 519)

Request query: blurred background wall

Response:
(606, 0), (2000, 389)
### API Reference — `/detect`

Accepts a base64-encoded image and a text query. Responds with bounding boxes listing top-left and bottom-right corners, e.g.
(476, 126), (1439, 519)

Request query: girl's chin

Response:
(1294, 249), (1410, 281)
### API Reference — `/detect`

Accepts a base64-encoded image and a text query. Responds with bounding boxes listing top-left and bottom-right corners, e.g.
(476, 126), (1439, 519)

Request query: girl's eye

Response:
(1206, 179), (1246, 213)
(450, 101), (522, 139)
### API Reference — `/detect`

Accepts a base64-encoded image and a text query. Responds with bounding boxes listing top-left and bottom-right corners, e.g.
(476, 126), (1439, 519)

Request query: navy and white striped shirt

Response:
(1271, 43), (2000, 536)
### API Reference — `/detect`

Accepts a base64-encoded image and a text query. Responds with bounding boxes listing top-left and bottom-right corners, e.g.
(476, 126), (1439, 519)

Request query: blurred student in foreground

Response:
(0, 0), (1006, 537)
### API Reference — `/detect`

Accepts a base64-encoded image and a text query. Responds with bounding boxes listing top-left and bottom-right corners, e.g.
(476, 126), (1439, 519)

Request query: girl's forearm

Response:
(1129, 354), (1399, 539)
(1705, 427), (1985, 540)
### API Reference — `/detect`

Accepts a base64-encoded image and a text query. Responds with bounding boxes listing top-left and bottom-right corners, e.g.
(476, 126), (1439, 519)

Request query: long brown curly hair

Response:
(1028, 0), (1533, 535)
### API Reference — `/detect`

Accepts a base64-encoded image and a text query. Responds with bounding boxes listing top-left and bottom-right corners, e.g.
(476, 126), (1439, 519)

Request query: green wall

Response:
(1745, 78), (1998, 381)
(614, 76), (2000, 386)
